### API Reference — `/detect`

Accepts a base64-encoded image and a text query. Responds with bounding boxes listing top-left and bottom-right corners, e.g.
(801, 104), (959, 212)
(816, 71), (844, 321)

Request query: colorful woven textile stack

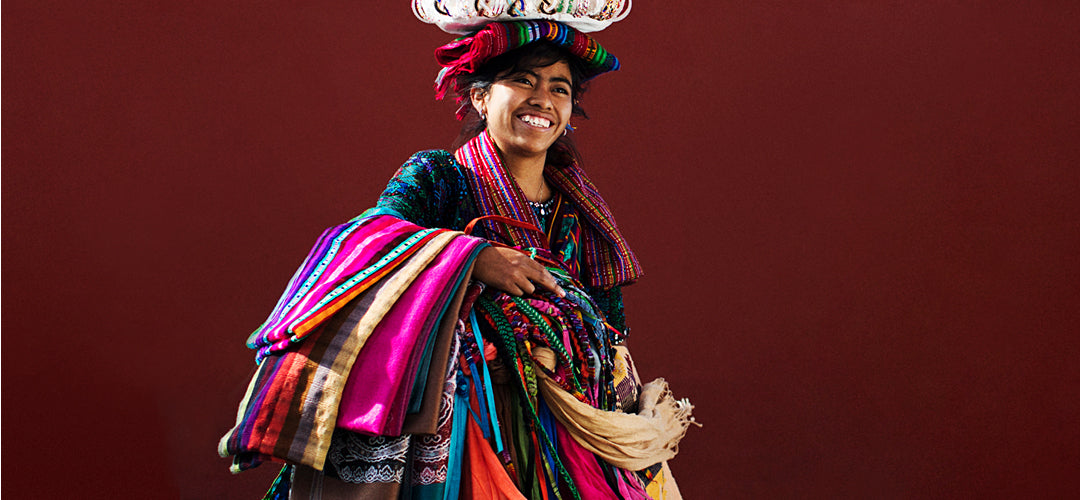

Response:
(219, 215), (487, 471)
(219, 181), (692, 498)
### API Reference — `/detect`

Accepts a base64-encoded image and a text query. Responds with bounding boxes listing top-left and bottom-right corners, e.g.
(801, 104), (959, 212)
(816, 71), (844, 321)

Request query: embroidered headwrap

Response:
(434, 20), (620, 119)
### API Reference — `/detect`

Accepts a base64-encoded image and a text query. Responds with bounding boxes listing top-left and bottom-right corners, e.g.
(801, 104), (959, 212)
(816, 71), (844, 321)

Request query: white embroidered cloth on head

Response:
(413, 0), (632, 34)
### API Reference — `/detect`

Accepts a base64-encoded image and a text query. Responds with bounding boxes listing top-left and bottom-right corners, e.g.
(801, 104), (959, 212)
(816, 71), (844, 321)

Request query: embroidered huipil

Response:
(374, 142), (633, 334)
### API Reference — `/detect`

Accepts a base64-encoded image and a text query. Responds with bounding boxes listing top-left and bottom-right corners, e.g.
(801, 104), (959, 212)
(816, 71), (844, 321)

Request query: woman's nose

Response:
(528, 88), (553, 109)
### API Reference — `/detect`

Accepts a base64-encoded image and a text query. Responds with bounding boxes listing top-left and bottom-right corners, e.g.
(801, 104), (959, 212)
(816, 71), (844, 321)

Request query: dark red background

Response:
(4, 1), (1079, 498)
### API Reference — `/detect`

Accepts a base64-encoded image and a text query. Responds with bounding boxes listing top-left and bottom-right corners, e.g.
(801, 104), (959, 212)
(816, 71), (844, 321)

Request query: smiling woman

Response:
(219, 18), (697, 500)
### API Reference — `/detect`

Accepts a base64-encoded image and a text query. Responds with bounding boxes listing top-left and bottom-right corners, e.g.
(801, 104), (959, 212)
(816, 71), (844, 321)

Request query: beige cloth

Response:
(531, 347), (698, 472)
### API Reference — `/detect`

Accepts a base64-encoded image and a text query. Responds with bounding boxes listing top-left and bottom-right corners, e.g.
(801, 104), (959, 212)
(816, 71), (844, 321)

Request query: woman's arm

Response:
(375, 150), (467, 229)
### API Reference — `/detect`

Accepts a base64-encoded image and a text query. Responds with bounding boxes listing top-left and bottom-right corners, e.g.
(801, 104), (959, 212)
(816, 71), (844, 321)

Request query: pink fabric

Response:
(268, 216), (405, 335)
(336, 235), (484, 435)
(617, 467), (653, 500)
(555, 422), (622, 500)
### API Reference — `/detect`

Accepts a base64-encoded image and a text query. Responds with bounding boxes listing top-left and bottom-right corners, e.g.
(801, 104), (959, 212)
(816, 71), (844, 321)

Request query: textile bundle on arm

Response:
(219, 215), (488, 472)
(220, 142), (696, 498)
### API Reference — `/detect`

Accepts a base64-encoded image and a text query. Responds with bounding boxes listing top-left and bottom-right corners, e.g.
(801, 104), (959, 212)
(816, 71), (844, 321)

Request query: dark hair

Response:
(451, 42), (589, 163)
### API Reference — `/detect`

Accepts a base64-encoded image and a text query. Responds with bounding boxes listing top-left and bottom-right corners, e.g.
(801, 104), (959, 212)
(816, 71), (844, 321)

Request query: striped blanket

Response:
(219, 215), (486, 471)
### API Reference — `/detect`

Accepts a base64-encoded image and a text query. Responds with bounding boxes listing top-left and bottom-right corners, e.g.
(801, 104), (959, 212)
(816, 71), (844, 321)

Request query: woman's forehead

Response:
(500, 60), (572, 80)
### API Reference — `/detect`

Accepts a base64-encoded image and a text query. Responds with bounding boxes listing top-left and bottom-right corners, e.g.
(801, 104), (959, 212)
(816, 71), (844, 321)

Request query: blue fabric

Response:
(470, 310), (505, 453)
(444, 375), (470, 500)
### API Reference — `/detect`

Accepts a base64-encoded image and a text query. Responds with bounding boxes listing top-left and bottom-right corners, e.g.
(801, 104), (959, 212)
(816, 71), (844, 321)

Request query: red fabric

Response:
(463, 417), (526, 500)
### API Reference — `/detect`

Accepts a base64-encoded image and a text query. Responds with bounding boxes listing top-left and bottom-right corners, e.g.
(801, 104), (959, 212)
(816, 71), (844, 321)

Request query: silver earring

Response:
(480, 111), (486, 121)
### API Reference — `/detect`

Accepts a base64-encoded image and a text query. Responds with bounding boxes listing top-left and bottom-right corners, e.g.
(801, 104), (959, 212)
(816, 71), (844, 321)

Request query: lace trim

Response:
(335, 464), (405, 484)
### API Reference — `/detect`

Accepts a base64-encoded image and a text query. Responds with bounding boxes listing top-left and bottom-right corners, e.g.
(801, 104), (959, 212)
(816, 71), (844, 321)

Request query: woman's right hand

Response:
(472, 246), (566, 297)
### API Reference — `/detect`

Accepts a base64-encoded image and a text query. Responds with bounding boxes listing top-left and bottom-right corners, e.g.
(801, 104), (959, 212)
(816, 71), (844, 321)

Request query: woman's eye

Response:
(515, 78), (533, 86)
(553, 87), (570, 95)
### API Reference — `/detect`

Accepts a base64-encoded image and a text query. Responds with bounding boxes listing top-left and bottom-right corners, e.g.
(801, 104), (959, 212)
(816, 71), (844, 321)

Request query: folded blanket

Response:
(219, 215), (485, 472)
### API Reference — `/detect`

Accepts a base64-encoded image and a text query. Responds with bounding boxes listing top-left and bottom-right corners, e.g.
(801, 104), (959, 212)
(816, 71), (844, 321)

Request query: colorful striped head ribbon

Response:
(434, 20), (620, 119)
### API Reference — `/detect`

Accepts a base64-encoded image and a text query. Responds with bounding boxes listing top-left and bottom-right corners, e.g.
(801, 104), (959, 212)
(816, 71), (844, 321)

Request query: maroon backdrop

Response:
(4, 1), (1079, 498)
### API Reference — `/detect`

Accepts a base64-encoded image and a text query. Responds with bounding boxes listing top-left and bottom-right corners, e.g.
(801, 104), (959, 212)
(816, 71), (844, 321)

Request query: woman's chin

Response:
(495, 134), (559, 159)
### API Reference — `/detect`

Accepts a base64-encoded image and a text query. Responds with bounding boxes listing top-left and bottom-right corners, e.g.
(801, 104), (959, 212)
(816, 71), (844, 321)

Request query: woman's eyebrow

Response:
(505, 68), (571, 86)
(507, 69), (539, 79)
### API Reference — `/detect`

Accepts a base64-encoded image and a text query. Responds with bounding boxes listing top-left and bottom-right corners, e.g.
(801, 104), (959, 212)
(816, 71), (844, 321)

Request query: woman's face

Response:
(472, 60), (574, 164)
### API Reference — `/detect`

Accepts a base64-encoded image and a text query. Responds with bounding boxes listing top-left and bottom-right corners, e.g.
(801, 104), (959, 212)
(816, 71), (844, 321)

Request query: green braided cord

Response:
(520, 378), (581, 500)
(557, 308), (591, 389)
(531, 294), (589, 389)
(486, 297), (541, 404)
(546, 265), (608, 391)
(509, 305), (541, 400)
(510, 400), (535, 495)
(519, 342), (539, 400)
(479, 296), (579, 500)
(476, 295), (581, 500)
(476, 296), (529, 399)
(512, 297), (573, 366)
(511, 297), (585, 397)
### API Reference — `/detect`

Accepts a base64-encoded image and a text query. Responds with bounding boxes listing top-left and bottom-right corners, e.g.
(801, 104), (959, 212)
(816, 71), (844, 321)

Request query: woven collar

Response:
(454, 131), (642, 288)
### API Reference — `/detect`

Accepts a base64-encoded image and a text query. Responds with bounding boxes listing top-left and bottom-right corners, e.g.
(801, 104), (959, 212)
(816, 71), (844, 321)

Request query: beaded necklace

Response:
(526, 194), (558, 233)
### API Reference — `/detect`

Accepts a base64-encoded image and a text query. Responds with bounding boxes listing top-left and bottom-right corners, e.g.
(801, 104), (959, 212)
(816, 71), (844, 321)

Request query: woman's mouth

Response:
(518, 114), (553, 129)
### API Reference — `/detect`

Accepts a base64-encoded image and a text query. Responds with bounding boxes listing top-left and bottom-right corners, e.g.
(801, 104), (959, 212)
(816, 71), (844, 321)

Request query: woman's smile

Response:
(518, 113), (554, 129)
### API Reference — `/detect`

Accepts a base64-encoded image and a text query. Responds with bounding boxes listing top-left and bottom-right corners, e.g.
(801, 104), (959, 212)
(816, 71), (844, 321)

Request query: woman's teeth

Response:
(520, 115), (552, 128)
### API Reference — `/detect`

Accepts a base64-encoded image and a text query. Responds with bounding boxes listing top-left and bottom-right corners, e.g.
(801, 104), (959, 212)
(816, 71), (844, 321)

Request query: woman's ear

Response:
(469, 88), (487, 117)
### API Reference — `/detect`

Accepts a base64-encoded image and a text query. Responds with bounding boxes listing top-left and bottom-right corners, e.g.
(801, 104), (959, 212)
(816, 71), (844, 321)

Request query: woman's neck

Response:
(497, 146), (550, 202)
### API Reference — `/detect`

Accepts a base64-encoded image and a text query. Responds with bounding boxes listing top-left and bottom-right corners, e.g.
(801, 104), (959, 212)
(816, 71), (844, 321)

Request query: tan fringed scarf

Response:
(531, 347), (699, 472)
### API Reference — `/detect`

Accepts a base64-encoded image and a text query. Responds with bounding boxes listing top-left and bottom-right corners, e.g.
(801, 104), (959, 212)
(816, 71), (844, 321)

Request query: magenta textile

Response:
(617, 468), (653, 500)
(555, 422), (622, 500)
(336, 234), (484, 435)
(247, 216), (438, 361)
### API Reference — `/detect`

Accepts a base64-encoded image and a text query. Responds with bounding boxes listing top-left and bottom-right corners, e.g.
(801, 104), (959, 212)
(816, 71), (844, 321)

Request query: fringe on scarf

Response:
(530, 347), (699, 472)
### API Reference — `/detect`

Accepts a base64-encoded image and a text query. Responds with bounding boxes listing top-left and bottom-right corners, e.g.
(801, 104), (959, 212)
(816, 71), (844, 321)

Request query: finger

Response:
(528, 268), (565, 297)
(519, 278), (537, 296)
(547, 270), (565, 296)
(503, 281), (524, 296)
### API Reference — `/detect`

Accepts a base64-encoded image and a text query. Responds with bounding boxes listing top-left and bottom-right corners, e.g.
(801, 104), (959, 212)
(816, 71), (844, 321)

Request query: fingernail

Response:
(557, 286), (566, 297)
